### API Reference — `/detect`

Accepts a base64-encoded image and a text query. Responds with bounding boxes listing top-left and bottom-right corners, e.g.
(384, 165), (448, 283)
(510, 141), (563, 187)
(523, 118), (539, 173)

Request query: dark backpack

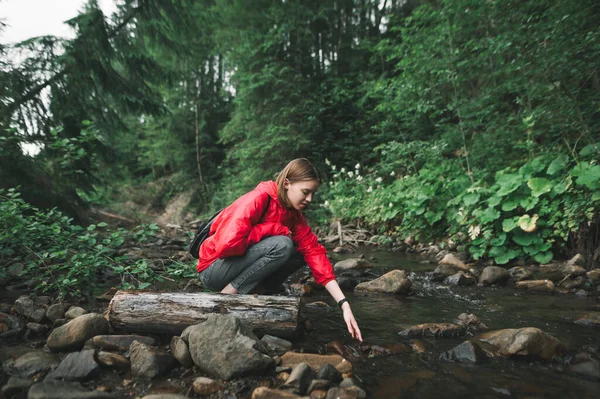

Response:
(189, 196), (271, 259)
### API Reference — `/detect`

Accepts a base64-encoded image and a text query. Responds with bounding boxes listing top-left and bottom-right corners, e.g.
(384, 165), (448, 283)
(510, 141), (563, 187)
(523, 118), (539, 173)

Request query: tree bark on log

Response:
(107, 291), (302, 338)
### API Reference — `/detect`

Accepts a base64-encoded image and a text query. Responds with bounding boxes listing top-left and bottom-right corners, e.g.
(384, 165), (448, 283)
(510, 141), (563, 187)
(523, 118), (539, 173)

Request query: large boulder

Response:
(478, 327), (564, 360)
(479, 266), (510, 286)
(354, 270), (411, 294)
(47, 313), (108, 352)
(439, 340), (496, 363)
(187, 314), (273, 380)
(130, 340), (176, 379)
(439, 253), (469, 271)
(45, 350), (100, 381)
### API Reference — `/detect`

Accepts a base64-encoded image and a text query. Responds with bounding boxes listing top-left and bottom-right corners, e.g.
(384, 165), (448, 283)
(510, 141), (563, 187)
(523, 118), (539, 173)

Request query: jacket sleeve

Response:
(213, 192), (286, 258)
(292, 214), (336, 286)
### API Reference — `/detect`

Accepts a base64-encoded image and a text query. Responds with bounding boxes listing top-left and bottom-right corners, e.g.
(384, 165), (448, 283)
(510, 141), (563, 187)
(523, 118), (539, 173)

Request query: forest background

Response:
(1, 0), (599, 296)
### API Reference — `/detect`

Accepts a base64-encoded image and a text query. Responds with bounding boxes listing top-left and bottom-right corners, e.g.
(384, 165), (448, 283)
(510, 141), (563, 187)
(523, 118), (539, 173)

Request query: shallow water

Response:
(299, 249), (600, 398)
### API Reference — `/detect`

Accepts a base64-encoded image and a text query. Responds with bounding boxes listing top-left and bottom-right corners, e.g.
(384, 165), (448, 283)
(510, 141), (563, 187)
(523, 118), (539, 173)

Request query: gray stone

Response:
(432, 264), (462, 281)
(354, 270), (411, 294)
(170, 336), (193, 368)
(46, 303), (68, 322)
(398, 323), (465, 338)
(479, 266), (510, 286)
(508, 267), (533, 282)
(569, 352), (600, 380)
(478, 327), (564, 360)
(14, 296), (47, 323)
(0, 312), (23, 330)
(27, 322), (49, 335)
(444, 272), (476, 286)
(566, 254), (586, 268)
(96, 351), (130, 370)
(333, 258), (373, 272)
(537, 263), (564, 281)
(3, 351), (60, 378)
(180, 325), (194, 343)
(188, 315), (273, 380)
(51, 319), (68, 329)
(64, 307), (87, 320)
(130, 340), (176, 379)
(261, 335), (293, 356)
(339, 377), (359, 389)
(47, 313), (108, 352)
(563, 264), (587, 278)
(91, 335), (157, 352)
(574, 313), (600, 328)
(27, 380), (116, 399)
(45, 350), (100, 381)
(192, 377), (224, 395)
(454, 313), (488, 332)
(307, 379), (333, 393)
(1, 376), (33, 397)
(284, 363), (314, 395)
(440, 340), (489, 363)
(316, 364), (342, 383)
(560, 276), (585, 290)
(439, 253), (468, 270)
(326, 387), (366, 399)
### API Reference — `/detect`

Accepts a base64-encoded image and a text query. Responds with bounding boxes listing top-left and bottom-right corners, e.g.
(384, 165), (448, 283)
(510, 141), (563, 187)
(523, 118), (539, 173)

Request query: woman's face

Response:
(284, 179), (319, 212)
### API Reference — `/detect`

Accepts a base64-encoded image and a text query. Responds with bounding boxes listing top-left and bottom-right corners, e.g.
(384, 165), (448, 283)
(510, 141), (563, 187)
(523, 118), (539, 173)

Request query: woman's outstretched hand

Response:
(341, 302), (363, 341)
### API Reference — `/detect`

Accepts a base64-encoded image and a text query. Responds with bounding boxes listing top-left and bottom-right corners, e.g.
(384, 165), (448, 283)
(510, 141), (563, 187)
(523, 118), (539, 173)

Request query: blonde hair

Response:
(275, 158), (320, 208)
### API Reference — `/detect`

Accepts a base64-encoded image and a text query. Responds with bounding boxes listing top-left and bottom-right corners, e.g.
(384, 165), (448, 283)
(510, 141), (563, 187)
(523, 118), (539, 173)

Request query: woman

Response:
(197, 158), (362, 341)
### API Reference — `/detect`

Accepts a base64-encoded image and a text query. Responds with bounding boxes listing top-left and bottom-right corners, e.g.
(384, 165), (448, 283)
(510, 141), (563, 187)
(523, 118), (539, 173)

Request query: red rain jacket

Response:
(197, 181), (336, 286)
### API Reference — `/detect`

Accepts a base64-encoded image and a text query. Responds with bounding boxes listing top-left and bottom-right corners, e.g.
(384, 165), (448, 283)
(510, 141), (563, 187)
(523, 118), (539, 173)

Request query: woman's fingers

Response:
(345, 315), (363, 342)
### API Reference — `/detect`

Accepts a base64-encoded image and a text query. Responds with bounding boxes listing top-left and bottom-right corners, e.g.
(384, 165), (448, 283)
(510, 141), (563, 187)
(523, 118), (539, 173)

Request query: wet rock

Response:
(0, 312), (23, 331)
(479, 266), (510, 286)
(252, 387), (301, 398)
(435, 249), (450, 261)
(280, 352), (352, 374)
(537, 263), (564, 282)
(378, 343), (410, 354)
(333, 258), (373, 272)
(64, 306), (87, 320)
(339, 377), (359, 389)
(587, 269), (600, 282)
(2, 376), (33, 397)
(444, 272), (476, 286)
(308, 380), (333, 393)
(574, 313), (600, 328)
(410, 340), (426, 353)
(3, 351), (60, 378)
(563, 264), (587, 278)
(566, 254), (586, 268)
(170, 336), (193, 368)
(47, 313), (109, 352)
(14, 296), (47, 323)
(91, 334), (157, 352)
(508, 267), (533, 282)
(559, 276), (585, 289)
(284, 363), (314, 395)
(515, 280), (555, 293)
(179, 325), (194, 343)
(29, 380), (117, 399)
(51, 318), (68, 330)
(45, 349), (100, 381)
(188, 314), (273, 380)
(575, 289), (589, 296)
(27, 322), (49, 335)
(439, 253), (468, 271)
(46, 303), (69, 322)
(454, 313), (488, 332)
(325, 387), (366, 399)
(569, 352), (600, 380)
(316, 364), (342, 383)
(354, 270), (411, 294)
(261, 334), (293, 356)
(130, 340), (176, 379)
(333, 246), (352, 254)
(398, 323), (465, 338)
(440, 340), (490, 363)
(192, 377), (224, 395)
(431, 264), (462, 281)
(96, 351), (130, 370)
(336, 276), (360, 290)
(478, 327), (565, 360)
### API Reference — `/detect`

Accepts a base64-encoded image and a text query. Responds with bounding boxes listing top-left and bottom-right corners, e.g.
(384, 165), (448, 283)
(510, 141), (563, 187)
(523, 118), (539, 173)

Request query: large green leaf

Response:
(501, 196), (522, 211)
(490, 232), (507, 246)
(519, 157), (547, 177)
(462, 192), (480, 206)
(534, 251), (553, 264)
(479, 207), (501, 224)
(519, 196), (539, 211)
(496, 174), (522, 197)
(572, 163), (600, 190)
(512, 231), (536, 246)
(547, 154), (569, 175)
(502, 217), (519, 232)
(527, 178), (553, 197)
(518, 214), (539, 232)
(488, 195), (502, 207)
(580, 143), (599, 157)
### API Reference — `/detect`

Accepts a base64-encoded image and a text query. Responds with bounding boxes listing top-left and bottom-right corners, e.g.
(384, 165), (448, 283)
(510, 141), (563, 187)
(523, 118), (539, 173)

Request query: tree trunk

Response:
(108, 291), (302, 338)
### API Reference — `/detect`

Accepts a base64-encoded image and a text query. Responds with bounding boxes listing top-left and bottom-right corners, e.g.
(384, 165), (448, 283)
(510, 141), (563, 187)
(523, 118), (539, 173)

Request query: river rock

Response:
(560, 276), (585, 289)
(280, 352), (352, 374)
(130, 340), (176, 379)
(316, 364), (342, 383)
(325, 387), (366, 399)
(45, 349), (100, 381)
(284, 363), (314, 395)
(64, 306), (88, 319)
(454, 313), (488, 331)
(479, 266), (510, 285)
(1, 376), (33, 397)
(440, 340), (496, 363)
(439, 253), (468, 271)
(46, 303), (69, 322)
(333, 258), (373, 272)
(28, 380), (116, 399)
(508, 267), (533, 281)
(566, 254), (586, 268)
(398, 323), (465, 338)
(444, 272), (476, 286)
(261, 334), (293, 356)
(91, 334), (157, 352)
(515, 280), (555, 293)
(587, 269), (600, 282)
(0, 312), (23, 331)
(354, 270), (411, 294)
(537, 263), (564, 282)
(187, 314), (273, 380)
(574, 313), (600, 328)
(252, 387), (301, 398)
(3, 351), (60, 378)
(563, 264), (587, 278)
(569, 352), (600, 380)
(432, 264), (462, 281)
(478, 327), (564, 360)
(308, 379), (333, 393)
(47, 313), (109, 352)
(192, 377), (224, 395)
(96, 351), (130, 369)
(27, 322), (49, 336)
(170, 336), (193, 368)
(14, 296), (47, 323)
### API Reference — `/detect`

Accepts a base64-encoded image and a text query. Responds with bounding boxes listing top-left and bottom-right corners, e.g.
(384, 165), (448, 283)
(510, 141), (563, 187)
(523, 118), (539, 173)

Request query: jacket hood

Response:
(255, 180), (279, 201)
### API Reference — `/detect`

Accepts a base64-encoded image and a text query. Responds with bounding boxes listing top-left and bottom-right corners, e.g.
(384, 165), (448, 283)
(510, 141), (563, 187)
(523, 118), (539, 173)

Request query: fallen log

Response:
(107, 291), (302, 338)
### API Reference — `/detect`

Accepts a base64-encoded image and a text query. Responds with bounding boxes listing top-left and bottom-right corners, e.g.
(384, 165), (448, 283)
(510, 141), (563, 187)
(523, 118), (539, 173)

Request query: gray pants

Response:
(199, 236), (305, 294)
